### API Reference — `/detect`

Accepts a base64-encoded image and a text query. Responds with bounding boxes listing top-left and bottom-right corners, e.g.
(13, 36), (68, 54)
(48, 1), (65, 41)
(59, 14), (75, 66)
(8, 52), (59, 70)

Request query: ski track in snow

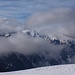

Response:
(0, 64), (75, 75)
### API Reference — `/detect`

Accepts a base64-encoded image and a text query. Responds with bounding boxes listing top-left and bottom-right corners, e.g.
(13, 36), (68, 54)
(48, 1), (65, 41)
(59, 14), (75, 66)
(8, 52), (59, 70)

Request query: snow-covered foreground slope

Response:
(0, 64), (75, 75)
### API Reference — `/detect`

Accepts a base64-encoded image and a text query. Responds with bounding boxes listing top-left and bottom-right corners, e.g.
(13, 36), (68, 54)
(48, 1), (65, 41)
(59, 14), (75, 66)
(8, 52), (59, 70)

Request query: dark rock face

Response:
(0, 52), (59, 72)
(0, 53), (34, 72)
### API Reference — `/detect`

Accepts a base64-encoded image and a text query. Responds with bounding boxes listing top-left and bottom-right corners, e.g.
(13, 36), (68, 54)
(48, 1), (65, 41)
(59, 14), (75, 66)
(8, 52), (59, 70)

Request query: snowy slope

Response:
(0, 64), (75, 75)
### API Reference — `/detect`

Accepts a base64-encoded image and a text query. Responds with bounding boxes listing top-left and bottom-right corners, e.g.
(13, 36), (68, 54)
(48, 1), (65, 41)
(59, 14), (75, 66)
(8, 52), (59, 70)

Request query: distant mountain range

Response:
(0, 30), (75, 72)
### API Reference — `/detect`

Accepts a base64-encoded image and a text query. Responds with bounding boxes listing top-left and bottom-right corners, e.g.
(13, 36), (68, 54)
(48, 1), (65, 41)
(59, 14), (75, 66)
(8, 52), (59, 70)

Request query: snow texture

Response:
(0, 64), (75, 75)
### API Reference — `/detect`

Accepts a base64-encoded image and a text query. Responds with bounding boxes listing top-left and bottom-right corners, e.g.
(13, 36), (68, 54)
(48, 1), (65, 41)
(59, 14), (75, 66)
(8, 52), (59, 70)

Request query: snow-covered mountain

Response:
(0, 29), (75, 72)
(0, 64), (75, 75)
(0, 29), (69, 44)
(22, 30), (68, 45)
(0, 32), (16, 37)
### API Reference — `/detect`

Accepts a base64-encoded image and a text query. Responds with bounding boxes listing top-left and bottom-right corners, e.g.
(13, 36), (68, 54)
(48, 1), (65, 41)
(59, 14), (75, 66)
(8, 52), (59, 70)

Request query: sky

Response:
(0, 1), (75, 39)
(0, 0), (75, 22)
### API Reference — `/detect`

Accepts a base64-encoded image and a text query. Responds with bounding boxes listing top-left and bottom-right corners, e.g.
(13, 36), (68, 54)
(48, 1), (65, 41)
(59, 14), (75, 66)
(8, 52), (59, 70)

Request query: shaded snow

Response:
(0, 64), (75, 75)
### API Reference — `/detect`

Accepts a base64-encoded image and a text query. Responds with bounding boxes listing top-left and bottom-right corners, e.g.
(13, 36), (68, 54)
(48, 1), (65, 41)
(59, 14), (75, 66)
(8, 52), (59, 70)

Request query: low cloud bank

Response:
(0, 18), (65, 60)
(26, 8), (75, 40)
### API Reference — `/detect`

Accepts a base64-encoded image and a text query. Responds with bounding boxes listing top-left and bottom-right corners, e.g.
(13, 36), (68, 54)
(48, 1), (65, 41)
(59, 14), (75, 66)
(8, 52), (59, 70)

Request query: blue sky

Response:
(0, 0), (75, 22)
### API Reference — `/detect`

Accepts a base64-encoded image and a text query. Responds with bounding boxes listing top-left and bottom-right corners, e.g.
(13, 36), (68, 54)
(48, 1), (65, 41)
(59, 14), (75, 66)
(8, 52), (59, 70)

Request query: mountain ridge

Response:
(0, 29), (75, 72)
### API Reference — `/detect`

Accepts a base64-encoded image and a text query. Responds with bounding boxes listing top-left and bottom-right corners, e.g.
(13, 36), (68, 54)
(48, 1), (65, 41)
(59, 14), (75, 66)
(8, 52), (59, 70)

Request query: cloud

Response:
(0, 0), (75, 23)
(0, 18), (24, 33)
(26, 8), (75, 40)
(8, 32), (65, 56)
(0, 31), (65, 60)
(0, 18), (66, 60)
(0, 7), (75, 62)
